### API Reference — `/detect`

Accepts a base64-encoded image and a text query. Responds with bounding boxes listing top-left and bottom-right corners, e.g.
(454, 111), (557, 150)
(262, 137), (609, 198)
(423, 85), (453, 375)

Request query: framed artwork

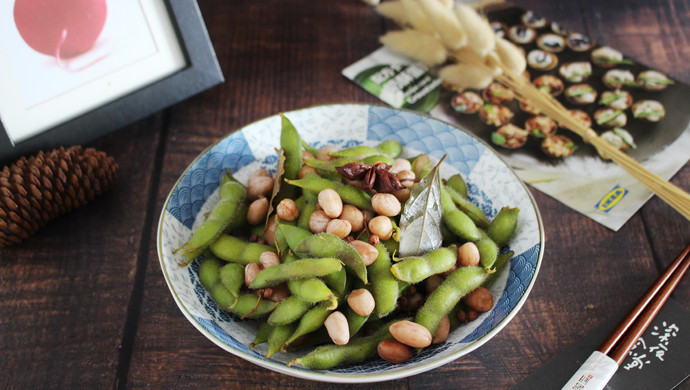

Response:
(0, 0), (224, 164)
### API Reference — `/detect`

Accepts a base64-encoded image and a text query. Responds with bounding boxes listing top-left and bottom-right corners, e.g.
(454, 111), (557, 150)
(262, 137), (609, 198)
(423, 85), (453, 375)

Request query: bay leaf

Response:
(397, 155), (445, 257)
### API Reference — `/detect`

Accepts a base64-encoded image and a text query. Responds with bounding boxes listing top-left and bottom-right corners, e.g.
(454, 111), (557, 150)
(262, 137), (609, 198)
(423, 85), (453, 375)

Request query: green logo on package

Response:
(354, 64), (441, 113)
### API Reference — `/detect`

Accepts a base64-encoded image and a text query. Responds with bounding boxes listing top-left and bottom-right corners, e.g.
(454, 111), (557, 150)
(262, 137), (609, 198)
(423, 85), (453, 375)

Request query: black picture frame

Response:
(0, 0), (224, 165)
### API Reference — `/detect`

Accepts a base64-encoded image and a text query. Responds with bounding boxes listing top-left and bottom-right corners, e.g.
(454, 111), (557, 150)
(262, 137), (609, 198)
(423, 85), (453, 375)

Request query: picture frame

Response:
(0, 0), (224, 165)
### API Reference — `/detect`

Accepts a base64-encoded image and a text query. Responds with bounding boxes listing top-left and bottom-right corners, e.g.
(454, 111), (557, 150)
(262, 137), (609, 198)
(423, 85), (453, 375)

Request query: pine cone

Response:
(0, 146), (118, 247)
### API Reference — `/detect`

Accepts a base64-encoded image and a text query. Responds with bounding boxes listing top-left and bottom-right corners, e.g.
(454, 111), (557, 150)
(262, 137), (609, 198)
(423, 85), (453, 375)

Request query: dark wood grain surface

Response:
(1, 1), (689, 389)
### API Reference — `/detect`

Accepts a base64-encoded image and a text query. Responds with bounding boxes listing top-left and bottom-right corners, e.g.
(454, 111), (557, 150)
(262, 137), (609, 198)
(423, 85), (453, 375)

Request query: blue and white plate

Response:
(157, 103), (544, 383)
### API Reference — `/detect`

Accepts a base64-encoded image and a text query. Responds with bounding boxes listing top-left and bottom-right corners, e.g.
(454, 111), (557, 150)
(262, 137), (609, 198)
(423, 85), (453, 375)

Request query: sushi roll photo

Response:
(482, 82), (515, 105)
(637, 70), (673, 91)
(491, 124), (529, 149)
(479, 104), (514, 127)
(565, 84), (598, 105)
(602, 69), (638, 89)
(559, 109), (592, 129)
(533, 75), (565, 96)
(598, 90), (633, 110)
(525, 115), (558, 138)
(559, 62), (592, 83)
(594, 108), (628, 128)
(590, 46), (633, 68)
(598, 128), (636, 160)
(451, 91), (484, 114)
(551, 22), (568, 36)
(537, 33), (566, 52)
(519, 99), (541, 115)
(566, 33), (595, 52)
(632, 100), (666, 122)
(527, 49), (559, 70)
(509, 25), (537, 44)
(542, 135), (577, 158)
(522, 11), (548, 29)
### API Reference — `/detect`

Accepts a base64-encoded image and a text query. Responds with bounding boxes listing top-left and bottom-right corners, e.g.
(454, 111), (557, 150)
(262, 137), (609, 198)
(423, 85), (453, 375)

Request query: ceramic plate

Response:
(157, 103), (544, 383)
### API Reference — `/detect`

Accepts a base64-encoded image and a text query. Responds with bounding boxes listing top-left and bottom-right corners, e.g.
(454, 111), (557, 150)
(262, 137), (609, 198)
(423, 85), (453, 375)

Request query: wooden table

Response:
(2, 0), (689, 388)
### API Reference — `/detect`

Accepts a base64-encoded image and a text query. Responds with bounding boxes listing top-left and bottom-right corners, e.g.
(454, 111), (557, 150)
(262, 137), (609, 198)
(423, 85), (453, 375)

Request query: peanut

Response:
(432, 315), (450, 344)
(308, 209), (331, 233)
(463, 286), (493, 313)
(276, 198), (299, 221)
(390, 158), (412, 174)
(347, 288), (375, 316)
(317, 188), (343, 218)
(458, 242), (480, 267)
(324, 311), (350, 346)
(377, 339), (412, 364)
(348, 240), (378, 266)
(317, 145), (338, 161)
(326, 219), (352, 239)
(298, 166), (319, 179)
(371, 193), (401, 217)
(339, 205), (364, 232)
(244, 263), (261, 286)
(259, 251), (280, 268)
(247, 169), (274, 200)
(389, 320), (432, 348)
(246, 197), (269, 225)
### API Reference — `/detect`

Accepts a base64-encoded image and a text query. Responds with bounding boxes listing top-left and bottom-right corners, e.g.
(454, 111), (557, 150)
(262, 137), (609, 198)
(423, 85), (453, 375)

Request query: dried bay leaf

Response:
(398, 156), (445, 257)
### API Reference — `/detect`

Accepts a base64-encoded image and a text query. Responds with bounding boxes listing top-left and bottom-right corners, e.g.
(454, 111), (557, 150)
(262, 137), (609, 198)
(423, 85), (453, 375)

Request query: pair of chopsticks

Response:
(562, 243), (690, 390)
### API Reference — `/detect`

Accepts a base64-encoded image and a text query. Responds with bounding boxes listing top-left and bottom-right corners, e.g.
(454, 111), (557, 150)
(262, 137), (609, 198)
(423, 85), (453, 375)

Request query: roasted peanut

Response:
(396, 170), (416, 188)
(247, 169), (274, 200)
(371, 193), (401, 217)
(347, 288), (375, 316)
(276, 198), (299, 221)
(259, 251), (281, 268)
(264, 215), (278, 247)
(463, 286), (493, 312)
(458, 242), (480, 267)
(244, 263), (261, 286)
(348, 240), (378, 266)
(326, 219), (352, 239)
(377, 339), (413, 364)
(298, 166), (319, 179)
(392, 188), (411, 203)
(368, 216), (393, 240)
(425, 274), (444, 294)
(317, 188), (343, 218)
(317, 145), (338, 161)
(390, 158), (412, 174)
(389, 320), (432, 348)
(324, 311), (350, 346)
(432, 315), (450, 344)
(339, 205), (364, 232)
(309, 209), (331, 233)
(246, 197), (269, 225)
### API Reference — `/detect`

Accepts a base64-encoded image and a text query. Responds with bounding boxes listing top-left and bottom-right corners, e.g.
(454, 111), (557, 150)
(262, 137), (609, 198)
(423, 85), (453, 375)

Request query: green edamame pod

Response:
(440, 188), (481, 242)
(250, 322), (274, 349)
(345, 306), (369, 338)
(305, 157), (356, 175)
(285, 177), (373, 211)
(176, 171), (248, 265)
(288, 277), (337, 309)
(295, 233), (368, 284)
(329, 139), (402, 159)
(446, 173), (468, 199)
(249, 257), (343, 289)
(288, 318), (404, 369)
(267, 295), (311, 326)
(476, 236), (499, 270)
(369, 243), (402, 318)
(283, 301), (332, 349)
(362, 154), (394, 166)
(296, 191), (317, 231)
(219, 262), (245, 300)
(390, 247), (457, 283)
(485, 250), (514, 285)
(266, 323), (297, 358)
(412, 154), (431, 179)
(198, 256), (222, 291)
(280, 114), (302, 180)
(323, 268), (348, 298)
(444, 184), (490, 229)
(210, 234), (275, 265)
(415, 266), (488, 334)
(486, 206), (519, 247)
(275, 224), (313, 253)
(209, 287), (278, 318)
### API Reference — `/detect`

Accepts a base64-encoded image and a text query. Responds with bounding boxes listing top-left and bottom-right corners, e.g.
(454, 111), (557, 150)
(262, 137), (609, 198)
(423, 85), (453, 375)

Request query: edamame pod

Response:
(444, 184), (489, 228)
(176, 171), (248, 265)
(390, 247), (457, 283)
(329, 139), (402, 159)
(275, 224), (313, 253)
(267, 295), (311, 326)
(288, 277), (337, 309)
(446, 173), (468, 199)
(369, 243), (403, 318)
(285, 177), (373, 211)
(250, 322), (274, 349)
(415, 266), (488, 334)
(295, 233), (368, 284)
(475, 236), (498, 270)
(249, 257), (343, 289)
(209, 287), (278, 318)
(210, 234), (276, 265)
(274, 115), (303, 203)
(283, 301), (332, 349)
(219, 262), (245, 300)
(296, 190), (317, 231)
(345, 306), (369, 338)
(198, 256), (223, 291)
(486, 206), (519, 247)
(440, 187), (481, 242)
(267, 323), (297, 358)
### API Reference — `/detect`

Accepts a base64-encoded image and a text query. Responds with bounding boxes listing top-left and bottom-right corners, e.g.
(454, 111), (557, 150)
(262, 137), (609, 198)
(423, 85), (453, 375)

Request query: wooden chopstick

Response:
(598, 243), (690, 365)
